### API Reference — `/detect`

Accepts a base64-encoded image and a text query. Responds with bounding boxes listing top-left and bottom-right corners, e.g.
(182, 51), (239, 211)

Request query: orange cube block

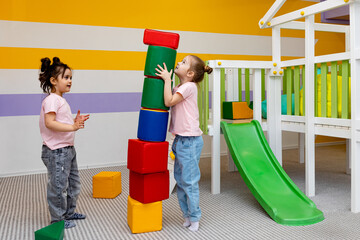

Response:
(233, 102), (253, 119)
(93, 171), (122, 199)
(127, 196), (162, 234)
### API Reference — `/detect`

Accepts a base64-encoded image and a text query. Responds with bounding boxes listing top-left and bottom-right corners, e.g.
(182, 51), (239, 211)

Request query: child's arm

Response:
(45, 112), (83, 132)
(156, 63), (184, 107)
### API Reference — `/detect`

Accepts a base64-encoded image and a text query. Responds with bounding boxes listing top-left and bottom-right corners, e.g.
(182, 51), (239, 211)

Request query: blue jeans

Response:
(172, 135), (203, 222)
(41, 145), (81, 223)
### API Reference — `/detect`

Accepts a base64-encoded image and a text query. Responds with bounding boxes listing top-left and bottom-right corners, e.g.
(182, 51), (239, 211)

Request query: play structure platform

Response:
(221, 120), (324, 226)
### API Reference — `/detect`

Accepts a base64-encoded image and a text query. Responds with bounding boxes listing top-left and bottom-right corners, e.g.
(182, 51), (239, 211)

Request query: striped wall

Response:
(0, 0), (345, 176)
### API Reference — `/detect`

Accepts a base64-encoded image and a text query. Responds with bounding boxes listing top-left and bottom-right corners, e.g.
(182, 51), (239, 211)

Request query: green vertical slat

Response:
(204, 61), (209, 135)
(238, 68), (242, 102)
(314, 65), (317, 117)
(339, 62), (342, 76)
(261, 69), (266, 101)
(331, 61), (338, 118)
(348, 61), (351, 118)
(302, 66), (306, 116)
(286, 67), (292, 115)
(342, 60), (349, 119)
(198, 78), (203, 132)
(283, 67), (287, 95)
(294, 66), (300, 116)
(221, 68), (226, 118)
(245, 68), (250, 105)
(320, 63), (328, 117)
(292, 67), (295, 94)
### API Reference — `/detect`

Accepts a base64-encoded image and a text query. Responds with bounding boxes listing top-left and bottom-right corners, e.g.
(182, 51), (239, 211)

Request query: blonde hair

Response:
(189, 55), (213, 83)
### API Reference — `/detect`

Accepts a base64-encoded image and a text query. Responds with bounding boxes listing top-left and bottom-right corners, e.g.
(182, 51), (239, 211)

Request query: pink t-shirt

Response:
(39, 93), (75, 150)
(169, 82), (203, 136)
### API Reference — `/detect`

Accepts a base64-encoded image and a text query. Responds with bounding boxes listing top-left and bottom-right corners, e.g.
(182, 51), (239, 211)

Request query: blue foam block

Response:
(137, 109), (169, 142)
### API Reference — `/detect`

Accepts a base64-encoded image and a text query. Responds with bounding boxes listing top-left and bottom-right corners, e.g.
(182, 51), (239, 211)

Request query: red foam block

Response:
(127, 139), (169, 174)
(143, 29), (180, 50)
(129, 170), (169, 204)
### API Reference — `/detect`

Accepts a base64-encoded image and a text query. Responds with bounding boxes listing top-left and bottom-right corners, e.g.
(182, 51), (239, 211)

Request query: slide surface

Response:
(221, 120), (324, 226)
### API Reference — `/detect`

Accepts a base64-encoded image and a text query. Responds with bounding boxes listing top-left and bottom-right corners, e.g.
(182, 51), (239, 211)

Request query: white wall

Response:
(0, 21), (307, 177)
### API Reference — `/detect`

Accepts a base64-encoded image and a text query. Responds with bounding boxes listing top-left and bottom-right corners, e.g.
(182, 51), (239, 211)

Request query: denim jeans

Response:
(41, 145), (81, 223)
(172, 135), (203, 222)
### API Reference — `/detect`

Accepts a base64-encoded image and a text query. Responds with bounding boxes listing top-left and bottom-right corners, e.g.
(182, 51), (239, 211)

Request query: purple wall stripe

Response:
(0, 90), (264, 117)
(0, 93), (142, 117)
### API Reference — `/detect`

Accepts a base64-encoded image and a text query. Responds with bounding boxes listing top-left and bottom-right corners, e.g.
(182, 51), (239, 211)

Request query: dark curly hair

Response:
(39, 57), (71, 94)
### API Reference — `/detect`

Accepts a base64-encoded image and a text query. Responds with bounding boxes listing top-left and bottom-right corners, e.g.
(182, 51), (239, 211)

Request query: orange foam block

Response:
(93, 171), (122, 199)
(127, 196), (162, 234)
(223, 101), (253, 119)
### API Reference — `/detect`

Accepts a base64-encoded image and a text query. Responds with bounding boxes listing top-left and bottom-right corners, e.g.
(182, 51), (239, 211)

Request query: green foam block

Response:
(35, 220), (64, 240)
(144, 45), (177, 77)
(223, 101), (234, 119)
(141, 78), (169, 110)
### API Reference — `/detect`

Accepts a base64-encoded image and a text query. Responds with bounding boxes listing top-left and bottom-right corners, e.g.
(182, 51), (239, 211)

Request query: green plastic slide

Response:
(220, 120), (324, 226)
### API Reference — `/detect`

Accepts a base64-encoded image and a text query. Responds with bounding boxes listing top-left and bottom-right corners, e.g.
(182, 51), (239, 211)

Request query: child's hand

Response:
(74, 110), (89, 130)
(75, 110), (90, 123)
(72, 120), (84, 131)
(155, 63), (172, 83)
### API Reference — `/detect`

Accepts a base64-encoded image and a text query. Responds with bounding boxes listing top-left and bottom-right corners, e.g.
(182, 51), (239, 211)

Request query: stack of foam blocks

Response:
(127, 29), (180, 234)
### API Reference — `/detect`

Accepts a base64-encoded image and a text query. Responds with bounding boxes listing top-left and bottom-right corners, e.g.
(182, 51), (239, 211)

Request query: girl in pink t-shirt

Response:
(156, 55), (213, 232)
(38, 57), (89, 229)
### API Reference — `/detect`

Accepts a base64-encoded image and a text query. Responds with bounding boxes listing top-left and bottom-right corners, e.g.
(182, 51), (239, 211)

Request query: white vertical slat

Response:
(268, 26), (283, 165)
(305, 14), (316, 197)
(299, 133), (305, 164)
(226, 69), (234, 100)
(350, 1), (360, 213)
(225, 69), (238, 172)
(253, 69), (262, 122)
(345, 23), (351, 175)
(233, 69), (239, 101)
(212, 68), (221, 194)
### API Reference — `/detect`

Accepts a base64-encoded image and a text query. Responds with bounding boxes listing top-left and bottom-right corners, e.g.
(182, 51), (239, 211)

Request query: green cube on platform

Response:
(141, 78), (169, 110)
(35, 220), (64, 240)
(144, 45), (177, 77)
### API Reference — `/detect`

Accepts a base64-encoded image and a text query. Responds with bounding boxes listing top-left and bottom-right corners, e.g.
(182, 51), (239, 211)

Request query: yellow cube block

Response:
(127, 196), (162, 234)
(92, 171), (122, 199)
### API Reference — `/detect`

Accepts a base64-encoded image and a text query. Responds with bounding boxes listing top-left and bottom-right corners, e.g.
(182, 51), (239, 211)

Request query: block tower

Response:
(127, 29), (180, 234)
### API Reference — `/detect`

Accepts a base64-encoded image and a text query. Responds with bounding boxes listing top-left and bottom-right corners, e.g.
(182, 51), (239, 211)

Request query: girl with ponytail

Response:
(155, 55), (213, 232)
(38, 57), (89, 229)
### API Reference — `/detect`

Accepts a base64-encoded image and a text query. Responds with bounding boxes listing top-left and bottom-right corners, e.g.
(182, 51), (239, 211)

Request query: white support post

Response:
(350, 1), (360, 213)
(268, 26), (283, 165)
(253, 69), (262, 123)
(305, 15), (316, 197)
(345, 23), (351, 176)
(226, 69), (237, 172)
(299, 133), (305, 164)
(211, 68), (221, 194)
(346, 139), (351, 175)
(345, 25), (351, 178)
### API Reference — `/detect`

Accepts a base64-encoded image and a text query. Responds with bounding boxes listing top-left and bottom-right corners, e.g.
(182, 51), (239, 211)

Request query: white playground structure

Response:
(206, 0), (360, 213)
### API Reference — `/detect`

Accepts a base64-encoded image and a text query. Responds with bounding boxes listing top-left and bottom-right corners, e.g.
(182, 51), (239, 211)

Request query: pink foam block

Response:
(143, 29), (180, 50)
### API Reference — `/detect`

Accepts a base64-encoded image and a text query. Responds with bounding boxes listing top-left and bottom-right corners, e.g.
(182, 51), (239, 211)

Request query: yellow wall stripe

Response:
(0, 0), (315, 37)
(1, 47), (305, 70)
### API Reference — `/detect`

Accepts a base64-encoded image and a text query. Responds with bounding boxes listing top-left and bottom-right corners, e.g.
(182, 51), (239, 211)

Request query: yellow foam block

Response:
(92, 171), (122, 199)
(233, 102), (253, 119)
(127, 196), (162, 234)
